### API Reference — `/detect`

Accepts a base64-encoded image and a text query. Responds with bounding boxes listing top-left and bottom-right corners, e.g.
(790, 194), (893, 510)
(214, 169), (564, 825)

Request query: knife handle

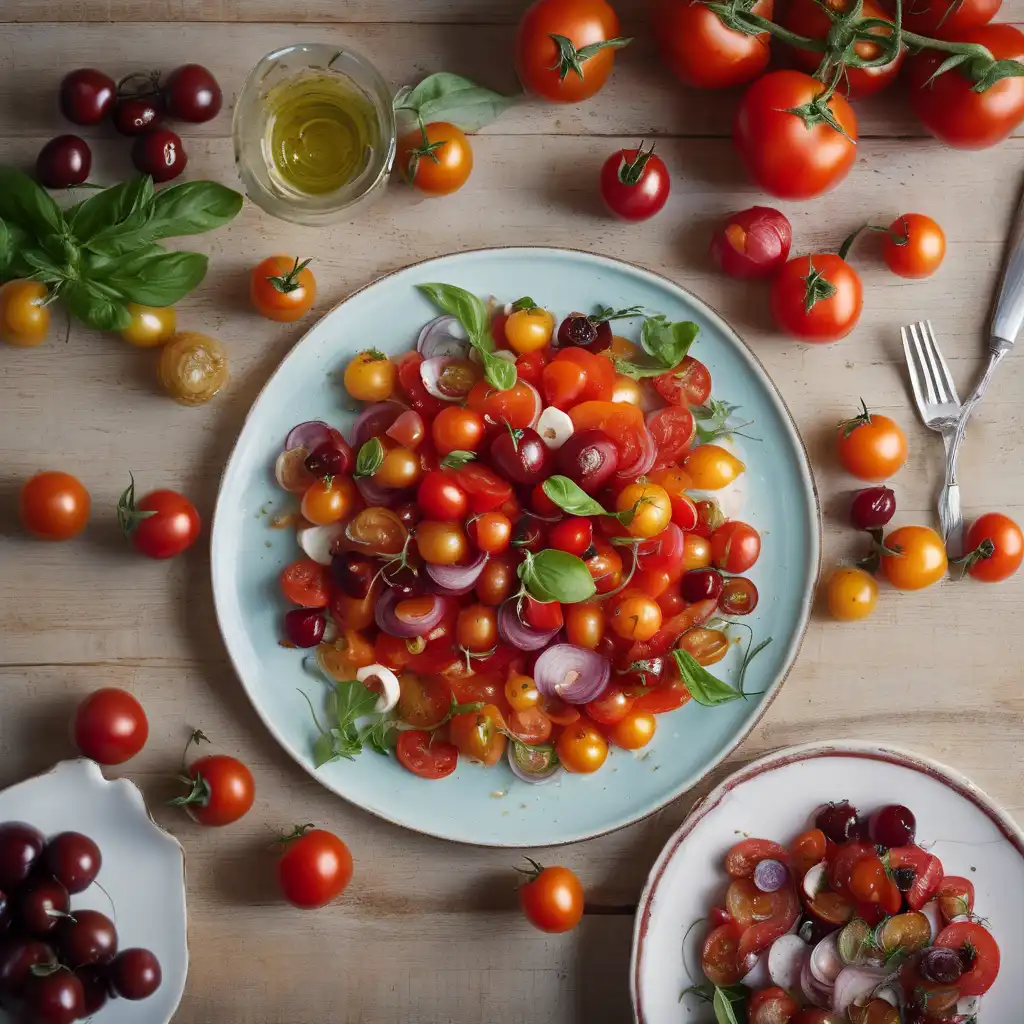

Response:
(991, 185), (1024, 349)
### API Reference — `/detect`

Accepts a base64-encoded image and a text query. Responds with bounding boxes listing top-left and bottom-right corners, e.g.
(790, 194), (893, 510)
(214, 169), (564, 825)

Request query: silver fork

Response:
(901, 320), (962, 547)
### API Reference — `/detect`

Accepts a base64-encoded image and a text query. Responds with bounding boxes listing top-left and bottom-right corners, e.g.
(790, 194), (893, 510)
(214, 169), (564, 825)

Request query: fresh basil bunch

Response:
(0, 168), (243, 333)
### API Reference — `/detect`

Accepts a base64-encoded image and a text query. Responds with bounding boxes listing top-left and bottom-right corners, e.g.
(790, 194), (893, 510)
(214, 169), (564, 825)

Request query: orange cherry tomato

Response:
(300, 477), (356, 525)
(882, 213), (946, 279)
(469, 511), (512, 554)
(432, 405), (485, 455)
(505, 672), (541, 712)
(397, 122), (473, 195)
(565, 603), (605, 649)
(19, 471), (90, 541)
(449, 704), (507, 765)
(962, 512), (1023, 582)
(556, 722), (608, 773)
(609, 711), (656, 749)
(249, 256), (316, 322)
(881, 525), (948, 590)
(610, 595), (663, 641)
(836, 403), (908, 481)
(518, 862), (584, 933)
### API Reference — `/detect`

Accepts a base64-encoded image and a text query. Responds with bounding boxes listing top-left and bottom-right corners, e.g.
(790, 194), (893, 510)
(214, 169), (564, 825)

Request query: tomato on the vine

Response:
(514, 0), (630, 103)
(397, 122), (473, 195)
(599, 143), (670, 222)
(518, 861), (584, 932)
(20, 471), (90, 541)
(770, 254), (863, 343)
(734, 71), (857, 200)
(903, 0), (1002, 39)
(881, 213), (946, 279)
(117, 477), (201, 559)
(962, 512), (1023, 582)
(249, 256), (316, 322)
(653, 0), (773, 89)
(276, 826), (353, 909)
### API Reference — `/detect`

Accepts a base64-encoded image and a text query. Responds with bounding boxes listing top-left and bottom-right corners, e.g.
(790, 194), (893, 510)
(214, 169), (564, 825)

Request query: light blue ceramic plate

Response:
(211, 248), (820, 847)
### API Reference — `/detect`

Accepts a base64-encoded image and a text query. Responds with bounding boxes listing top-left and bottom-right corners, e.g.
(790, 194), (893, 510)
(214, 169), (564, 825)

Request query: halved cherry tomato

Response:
(396, 730), (458, 779)
(888, 845), (943, 910)
(647, 407), (695, 463)
(749, 987), (800, 1024)
(452, 463), (513, 513)
(936, 875), (975, 923)
(280, 559), (331, 607)
(507, 706), (553, 744)
(726, 877), (776, 929)
(829, 841), (876, 896)
(725, 838), (789, 878)
(396, 351), (445, 417)
(585, 686), (635, 726)
(569, 400), (646, 467)
(806, 890), (855, 927)
(737, 883), (799, 959)
(790, 828), (827, 875)
(627, 598), (718, 661)
(555, 347), (615, 401)
(934, 920), (1000, 995)
(539, 695), (580, 726)
(676, 626), (729, 666)
(701, 921), (745, 986)
(396, 673), (452, 728)
(449, 704), (507, 765)
(467, 379), (539, 429)
(652, 356), (712, 406)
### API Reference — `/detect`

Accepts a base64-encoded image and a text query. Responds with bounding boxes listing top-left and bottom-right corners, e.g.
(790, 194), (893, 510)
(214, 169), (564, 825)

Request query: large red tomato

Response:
(770, 254), (863, 342)
(902, 0), (1001, 38)
(652, 0), (773, 90)
(515, 0), (629, 103)
(733, 71), (857, 199)
(908, 25), (1024, 149)
(784, 0), (904, 98)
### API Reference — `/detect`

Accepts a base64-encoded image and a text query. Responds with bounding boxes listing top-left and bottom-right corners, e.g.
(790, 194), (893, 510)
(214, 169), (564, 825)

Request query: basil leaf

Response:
(511, 295), (537, 311)
(65, 282), (133, 332)
(542, 476), (608, 517)
(440, 450), (477, 469)
(17, 247), (65, 282)
(613, 357), (677, 381)
(712, 985), (747, 1024)
(519, 549), (596, 604)
(148, 180), (244, 239)
(99, 249), (208, 306)
(395, 72), (517, 133)
(640, 316), (699, 370)
(417, 282), (490, 349)
(0, 217), (10, 277)
(482, 349), (517, 390)
(354, 437), (385, 478)
(0, 218), (30, 279)
(69, 176), (154, 248)
(312, 731), (337, 768)
(673, 649), (743, 707)
(0, 168), (64, 236)
(359, 714), (398, 755)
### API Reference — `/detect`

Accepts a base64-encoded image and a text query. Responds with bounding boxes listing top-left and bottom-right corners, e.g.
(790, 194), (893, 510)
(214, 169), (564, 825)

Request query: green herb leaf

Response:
(0, 168), (64, 236)
(394, 72), (517, 133)
(593, 304), (644, 323)
(354, 437), (385, 478)
(429, 695), (486, 731)
(640, 316), (699, 369)
(440, 450), (477, 469)
(417, 281), (490, 348)
(482, 349), (517, 390)
(69, 176), (155, 253)
(18, 247), (65, 282)
(359, 714), (398, 755)
(511, 295), (537, 311)
(65, 282), (133, 332)
(97, 249), (208, 307)
(147, 180), (244, 239)
(712, 984), (747, 1024)
(673, 649), (744, 707)
(0, 218), (30, 279)
(519, 549), (596, 604)
(312, 731), (337, 769)
(542, 476), (609, 517)
(694, 398), (758, 445)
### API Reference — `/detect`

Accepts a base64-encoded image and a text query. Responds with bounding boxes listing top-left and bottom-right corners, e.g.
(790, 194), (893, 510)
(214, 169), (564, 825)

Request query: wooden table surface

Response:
(2, 1), (1023, 1020)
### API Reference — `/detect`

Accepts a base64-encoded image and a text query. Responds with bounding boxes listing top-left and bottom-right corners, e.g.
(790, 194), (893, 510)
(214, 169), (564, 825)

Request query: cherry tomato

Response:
(416, 520), (469, 565)
(451, 463), (514, 514)
(701, 921), (745, 985)
(881, 214), (946, 279)
(505, 672), (541, 712)
(652, 356), (712, 406)
(609, 710), (656, 749)
(157, 330), (229, 405)
(749, 988), (800, 1024)
(131, 128), (187, 182)
(456, 603), (498, 652)
(585, 686), (634, 726)
(398, 122), (473, 195)
(394, 673), (451, 727)
(397, 352), (445, 417)
(507, 706), (553, 744)
(677, 626), (729, 666)
(784, 0), (904, 98)
(301, 477), (356, 525)
(386, 410), (425, 450)
(936, 876), (975, 922)
(119, 483), (201, 559)
(515, 346), (550, 386)
(789, 828), (827, 875)
(317, 630), (375, 680)
(395, 729), (458, 779)
(556, 722), (608, 772)
(277, 826), (353, 909)
(565, 602), (605, 649)
(549, 517), (594, 557)
(903, 0), (1001, 37)
(469, 511), (512, 554)
(836, 404), (908, 480)
(415, 471), (467, 522)
(886, 845), (944, 910)
(962, 512), (1023, 582)
(374, 446), (421, 489)
(632, 674), (692, 714)
(771, 254), (863, 343)
(518, 862), (584, 932)
(36, 134), (92, 188)
(175, 746), (255, 827)
(163, 63), (222, 122)
(737, 884), (799, 959)
(710, 521), (760, 573)
(432, 406), (485, 455)
(734, 71), (857, 200)
(710, 206), (792, 280)
(615, 482), (671, 539)
(824, 566), (878, 620)
(684, 445), (745, 489)
(476, 554), (517, 605)
(250, 256), (317, 323)
(725, 838), (789, 878)
(610, 595), (663, 641)
(506, 306), (555, 354)
(280, 559), (331, 607)
(450, 704), (507, 765)
(120, 303), (176, 348)
(848, 856), (895, 906)
(881, 525), (948, 590)
(648, 407), (695, 463)
(935, 921), (1000, 995)
(468, 380), (539, 431)
(599, 143), (669, 222)
(59, 68), (116, 125)
(0, 280), (50, 347)
(72, 688), (149, 765)
(908, 25), (1024, 149)
(343, 349), (396, 402)
(515, 0), (628, 103)
(20, 471), (90, 541)
(653, 0), (773, 89)
(682, 533), (713, 571)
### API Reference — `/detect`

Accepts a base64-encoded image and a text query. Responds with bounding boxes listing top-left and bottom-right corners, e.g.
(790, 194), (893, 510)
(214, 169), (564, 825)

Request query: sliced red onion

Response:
(420, 355), (480, 401)
(354, 474), (401, 509)
(810, 932), (844, 985)
(803, 860), (828, 900)
(801, 950), (835, 1008)
(832, 966), (889, 1015)
(533, 644), (611, 705)
(767, 934), (809, 993)
(351, 402), (406, 449)
(285, 421), (335, 452)
(375, 588), (445, 638)
(417, 315), (469, 359)
(506, 741), (562, 784)
(424, 552), (488, 595)
(613, 426), (657, 484)
(754, 859), (789, 893)
(498, 600), (561, 651)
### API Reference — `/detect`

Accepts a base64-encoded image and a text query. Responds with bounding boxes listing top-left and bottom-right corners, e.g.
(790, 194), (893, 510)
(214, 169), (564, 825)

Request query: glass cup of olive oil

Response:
(233, 43), (396, 227)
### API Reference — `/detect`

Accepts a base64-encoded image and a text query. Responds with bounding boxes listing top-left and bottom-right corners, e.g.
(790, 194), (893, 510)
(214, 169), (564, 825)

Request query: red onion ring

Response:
(613, 425), (657, 485)
(374, 588), (445, 638)
(417, 315), (469, 360)
(425, 553), (488, 595)
(351, 402), (407, 449)
(533, 644), (611, 705)
(498, 600), (561, 651)
(285, 421), (337, 452)
(420, 356), (479, 402)
(354, 474), (402, 509)
(506, 741), (562, 785)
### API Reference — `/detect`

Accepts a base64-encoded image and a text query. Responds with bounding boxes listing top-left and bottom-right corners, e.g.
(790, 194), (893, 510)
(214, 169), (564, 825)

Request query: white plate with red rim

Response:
(0, 759), (188, 1024)
(630, 740), (1024, 1023)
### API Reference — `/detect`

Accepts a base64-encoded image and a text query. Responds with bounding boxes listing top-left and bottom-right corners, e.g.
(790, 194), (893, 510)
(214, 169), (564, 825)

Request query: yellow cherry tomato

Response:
(505, 672), (541, 712)
(300, 477), (356, 525)
(609, 711), (656, 750)
(505, 307), (554, 354)
(647, 466), (693, 498)
(416, 520), (469, 565)
(610, 334), (640, 360)
(881, 525), (948, 591)
(610, 595), (663, 642)
(332, 591), (375, 631)
(374, 447), (421, 489)
(612, 374), (643, 405)
(158, 332), (229, 405)
(120, 303), (177, 348)
(565, 603), (605, 650)
(556, 723), (609, 774)
(825, 566), (879, 620)
(615, 483), (672, 539)
(0, 280), (50, 347)
(682, 533), (712, 570)
(684, 444), (746, 490)
(343, 349), (396, 402)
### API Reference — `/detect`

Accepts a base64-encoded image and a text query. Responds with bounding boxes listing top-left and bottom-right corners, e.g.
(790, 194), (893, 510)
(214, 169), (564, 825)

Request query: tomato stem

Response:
(546, 33), (632, 82)
(274, 824), (316, 847)
(267, 257), (312, 295)
(618, 142), (655, 187)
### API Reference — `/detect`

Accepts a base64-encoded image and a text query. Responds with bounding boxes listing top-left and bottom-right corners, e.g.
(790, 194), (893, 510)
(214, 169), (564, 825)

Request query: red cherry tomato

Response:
(599, 144), (670, 222)
(647, 407), (695, 462)
(963, 512), (1023, 582)
(72, 688), (149, 765)
(279, 559), (332, 607)
(395, 730), (458, 779)
(888, 845), (943, 910)
(276, 826), (353, 909)
(397, 352), (445, 417)
(725, 838), (789, 878)
(173, 736), (255, 827)
(554, 347), (616, 402)
(119, 481), (201, 559)
(451, 463), (513, 514)
(711, 521), (761, 573)
(549, 517), (594, 557)
(652, 356), (712, 406)
(935, 921), (1001, 995)
(770, 254), (863, 343)
(418, 470), (470, 521)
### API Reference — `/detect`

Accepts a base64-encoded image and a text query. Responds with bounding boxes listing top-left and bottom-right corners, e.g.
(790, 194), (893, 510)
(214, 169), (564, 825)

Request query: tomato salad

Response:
(270, 283), (770, 783)
(691, 800), (999, 1023)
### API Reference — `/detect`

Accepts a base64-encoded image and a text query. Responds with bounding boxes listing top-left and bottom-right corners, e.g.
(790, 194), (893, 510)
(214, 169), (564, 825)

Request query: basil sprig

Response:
(615, 315), (700, 380)
(518, 548), (596, 603)
(417, 281), (517, 390)
(0, 169), (243, 332)
(541, 476), (643, 526)
(354, 438), (385, 478)
(304, 680), (397, 765)
(394, 73), (518, 133)
(673, 634), (773, 707)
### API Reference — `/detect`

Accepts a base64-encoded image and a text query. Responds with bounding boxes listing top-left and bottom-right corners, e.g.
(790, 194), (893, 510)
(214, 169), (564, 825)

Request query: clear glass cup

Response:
(233, 43), (396, 227)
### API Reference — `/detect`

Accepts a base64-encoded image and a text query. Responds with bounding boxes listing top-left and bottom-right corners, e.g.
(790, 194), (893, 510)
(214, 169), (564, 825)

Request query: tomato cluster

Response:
(697, 799), (1001, 1024)
(274, 291), (765, 781)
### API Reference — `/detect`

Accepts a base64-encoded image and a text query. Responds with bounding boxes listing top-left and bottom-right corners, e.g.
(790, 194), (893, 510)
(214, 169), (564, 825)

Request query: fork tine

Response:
(901, 325), (931, 417)
(907, 322), (938, 405)
(917, 320), (952, 404)
(922, 320), (960, 405)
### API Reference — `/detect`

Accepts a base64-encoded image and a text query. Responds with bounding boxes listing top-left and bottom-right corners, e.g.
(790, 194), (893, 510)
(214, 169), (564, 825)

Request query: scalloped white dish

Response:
(0, 759), (188, 1023)
(631, 741), (1024, 1024)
